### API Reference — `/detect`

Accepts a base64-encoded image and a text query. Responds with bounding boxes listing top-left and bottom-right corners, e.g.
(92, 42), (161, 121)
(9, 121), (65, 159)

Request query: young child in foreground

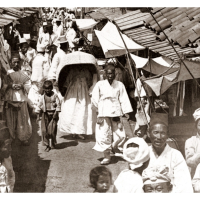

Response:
(35, 80), (61, 151)
(0, 127), (15, 192)
(89, 166), (112, 193)
(113, 137), (150, 193)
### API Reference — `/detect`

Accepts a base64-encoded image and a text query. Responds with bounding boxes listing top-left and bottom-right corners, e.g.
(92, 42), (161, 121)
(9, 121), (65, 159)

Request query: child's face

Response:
(44, 85), (53, 95)
(143, 182), (171, 193)
(0, 139), (12, 159)
(96, 175), (111, 193)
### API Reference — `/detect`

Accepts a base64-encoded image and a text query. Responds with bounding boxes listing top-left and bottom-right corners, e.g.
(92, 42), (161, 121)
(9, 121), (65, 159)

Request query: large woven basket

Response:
(57, 51), (99, 94)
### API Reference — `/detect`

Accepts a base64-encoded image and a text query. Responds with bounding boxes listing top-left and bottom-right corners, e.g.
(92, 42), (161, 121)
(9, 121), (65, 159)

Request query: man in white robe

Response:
(146, 112), (193, 193)
(92, 64), (133, 165)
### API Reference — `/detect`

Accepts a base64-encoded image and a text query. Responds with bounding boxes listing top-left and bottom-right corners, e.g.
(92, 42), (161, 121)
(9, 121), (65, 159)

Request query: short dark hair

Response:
(60, 42), (69, 51)
(89, 166), (112, 189)
(43, 80), (53, 89)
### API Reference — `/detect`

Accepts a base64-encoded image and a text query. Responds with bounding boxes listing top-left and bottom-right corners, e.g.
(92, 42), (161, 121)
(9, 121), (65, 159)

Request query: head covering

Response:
(123, 137), (150, 170)
(43, 22), (48, 26)
(150, 112), (168, 127)
(37, 45), (45, 52)
(58, 35), (68, 44)
(142, 166), (171, 185)
(193, 108), (200, 122)
(23, 34), (30, 40)
(104, 64), (115, 71)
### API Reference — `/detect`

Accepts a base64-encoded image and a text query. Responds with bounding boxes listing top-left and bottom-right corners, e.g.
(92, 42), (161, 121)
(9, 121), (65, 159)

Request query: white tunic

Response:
(114, 169), (144, 193)
(147, 144), (193, 193)
(48, 49), (66, 80)
(91, 79), (133, 117)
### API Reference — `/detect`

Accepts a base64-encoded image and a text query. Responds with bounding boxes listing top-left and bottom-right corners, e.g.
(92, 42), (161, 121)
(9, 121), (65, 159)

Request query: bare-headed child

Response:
(90, 166), (112, 193)
(35, 80), (61, 151)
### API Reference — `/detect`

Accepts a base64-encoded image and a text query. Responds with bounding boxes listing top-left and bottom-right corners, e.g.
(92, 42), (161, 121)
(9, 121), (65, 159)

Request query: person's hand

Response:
(97, 117), (104, 125)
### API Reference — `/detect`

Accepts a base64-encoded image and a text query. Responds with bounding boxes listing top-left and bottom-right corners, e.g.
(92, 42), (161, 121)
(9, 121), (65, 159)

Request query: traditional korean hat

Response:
(43, 21), (48, 26)
(142, 166), (171, 185)
(58, 35), (68, 44)
(123, 137), (150, 170)
(150, 112), (168, 127)
(193, 108), (200, 122)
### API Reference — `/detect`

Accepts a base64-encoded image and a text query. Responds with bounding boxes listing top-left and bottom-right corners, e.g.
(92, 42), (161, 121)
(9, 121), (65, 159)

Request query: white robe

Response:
(91, 79), (133, 117)
(146, 144), (193, 193)
(113, 169), (144, 193)
(59, 68), (95, 135)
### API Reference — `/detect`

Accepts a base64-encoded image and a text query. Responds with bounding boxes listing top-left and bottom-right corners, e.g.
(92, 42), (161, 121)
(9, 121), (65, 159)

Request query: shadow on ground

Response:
(11, 118), (51, 192)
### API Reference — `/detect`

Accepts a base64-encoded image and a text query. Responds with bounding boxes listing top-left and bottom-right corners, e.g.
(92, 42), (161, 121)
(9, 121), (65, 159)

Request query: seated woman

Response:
(142, 166), (173, 193)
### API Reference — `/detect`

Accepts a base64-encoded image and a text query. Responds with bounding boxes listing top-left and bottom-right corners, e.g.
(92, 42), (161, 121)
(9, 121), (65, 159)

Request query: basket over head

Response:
(57, 51), (98, 94)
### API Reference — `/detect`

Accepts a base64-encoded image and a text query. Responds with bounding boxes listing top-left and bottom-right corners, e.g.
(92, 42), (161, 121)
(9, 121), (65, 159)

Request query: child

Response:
(89, 166), (112, 193)
(142, 166), (173, 193)
(0, 125), (15, 193)
(113, 137), (150, 193)
(35, 80), (61, 151)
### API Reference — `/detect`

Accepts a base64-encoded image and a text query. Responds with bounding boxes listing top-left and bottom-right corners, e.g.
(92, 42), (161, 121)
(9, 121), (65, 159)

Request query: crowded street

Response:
(1, 6), (200, 193)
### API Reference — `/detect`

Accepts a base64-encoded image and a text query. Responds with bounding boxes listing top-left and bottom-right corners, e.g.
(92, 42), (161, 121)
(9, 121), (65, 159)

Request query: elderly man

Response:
(4, 53), (32, 146)
(146, 112), (193, 193)
(92, 64), (133, 165)
(185, 108), (200, 179)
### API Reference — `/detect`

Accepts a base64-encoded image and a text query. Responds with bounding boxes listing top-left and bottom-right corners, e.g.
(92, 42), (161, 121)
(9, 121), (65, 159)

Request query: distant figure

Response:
(89, 166), (112, 193)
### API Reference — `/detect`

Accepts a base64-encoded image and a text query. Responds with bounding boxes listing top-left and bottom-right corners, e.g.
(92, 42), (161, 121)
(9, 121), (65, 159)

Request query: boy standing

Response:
(35, 80), (61, 151)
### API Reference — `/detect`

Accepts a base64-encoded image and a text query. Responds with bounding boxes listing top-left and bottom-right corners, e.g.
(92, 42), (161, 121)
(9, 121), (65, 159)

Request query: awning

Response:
(75, 19), (98, 31)
(143, 59), (200, 96)
(130, 53), (179, 75)
(94, 21), (145, 58)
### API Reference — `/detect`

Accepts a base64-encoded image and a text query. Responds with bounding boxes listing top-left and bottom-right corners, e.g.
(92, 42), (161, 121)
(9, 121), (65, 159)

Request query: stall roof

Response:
(0, 7), (38, 26)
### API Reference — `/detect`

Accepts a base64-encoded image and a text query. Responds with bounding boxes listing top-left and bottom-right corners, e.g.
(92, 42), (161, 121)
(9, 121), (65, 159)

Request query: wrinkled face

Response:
(105, 69), (115, 84)
(144, 182), (171, 193)
(96, 175), (111, 193)
(0, 139), (12, 159)
(43, 84), (53, 95)
(21, 43), (29, 54)
(11, 58), (20, 71)
(148, 124), (168, 151)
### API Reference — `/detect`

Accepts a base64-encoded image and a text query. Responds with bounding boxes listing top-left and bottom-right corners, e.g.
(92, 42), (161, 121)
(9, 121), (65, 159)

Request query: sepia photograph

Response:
(0, 2), (200, 194)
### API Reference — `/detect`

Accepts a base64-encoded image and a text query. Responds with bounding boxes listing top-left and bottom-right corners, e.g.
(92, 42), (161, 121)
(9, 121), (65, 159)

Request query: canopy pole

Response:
(112, 20), (154, 127)
(147, 7), (200, 89)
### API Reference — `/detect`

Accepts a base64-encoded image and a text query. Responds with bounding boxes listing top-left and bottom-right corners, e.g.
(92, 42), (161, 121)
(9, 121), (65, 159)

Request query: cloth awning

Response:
(94, 21), (145, 58)
(143, 59), (200, 96)
(75, 19), (98, 31)
(130, 53), (179, 75)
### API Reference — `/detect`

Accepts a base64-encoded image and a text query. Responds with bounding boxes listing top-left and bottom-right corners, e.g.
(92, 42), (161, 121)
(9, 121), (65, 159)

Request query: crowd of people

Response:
(1, 7), (200, 193)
